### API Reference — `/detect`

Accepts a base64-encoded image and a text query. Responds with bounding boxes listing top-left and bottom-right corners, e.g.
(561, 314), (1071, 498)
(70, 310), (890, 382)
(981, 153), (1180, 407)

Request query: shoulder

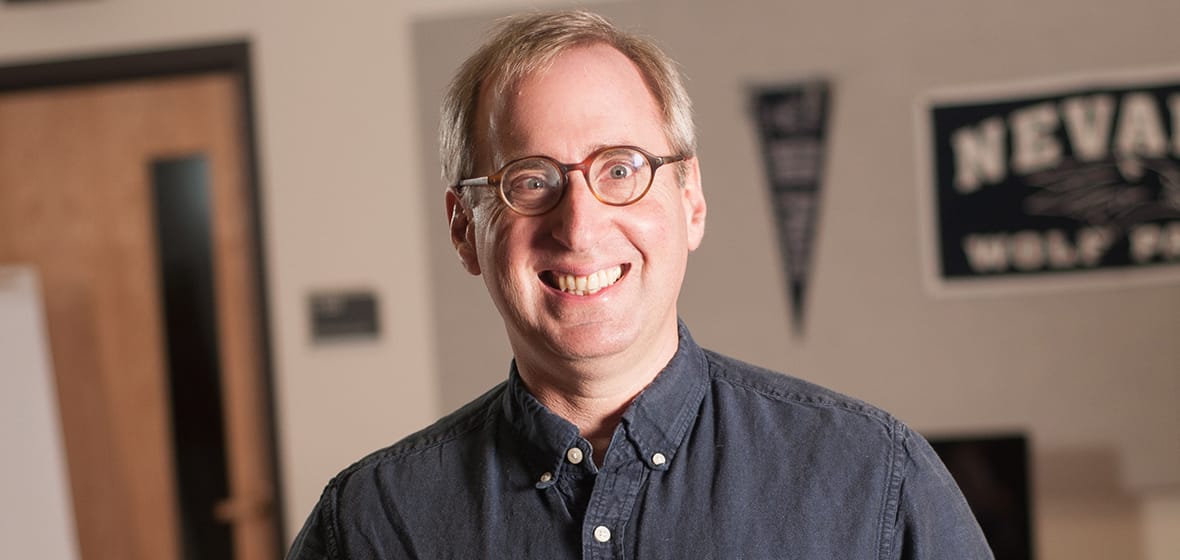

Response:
(327, 381), (506, 490)
(289, 383), (508, 558)
(702, 348), (897, 432)
(698, 350), (994, 558)
(696, 348), (930, 476)
(699, 350), (992, 557)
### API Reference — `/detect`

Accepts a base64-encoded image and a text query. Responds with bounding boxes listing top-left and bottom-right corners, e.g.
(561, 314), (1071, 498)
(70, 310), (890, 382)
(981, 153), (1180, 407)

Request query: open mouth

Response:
(541, 264), (626, 296)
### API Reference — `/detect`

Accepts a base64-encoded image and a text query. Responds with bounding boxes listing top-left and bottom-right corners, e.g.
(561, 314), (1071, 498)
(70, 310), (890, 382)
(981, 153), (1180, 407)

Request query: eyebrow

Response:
(498, 142), (628, 165)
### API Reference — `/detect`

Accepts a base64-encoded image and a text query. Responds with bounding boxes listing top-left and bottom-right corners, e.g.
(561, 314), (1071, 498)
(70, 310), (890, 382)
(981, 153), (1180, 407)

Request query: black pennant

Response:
(752, 81), (831, 334)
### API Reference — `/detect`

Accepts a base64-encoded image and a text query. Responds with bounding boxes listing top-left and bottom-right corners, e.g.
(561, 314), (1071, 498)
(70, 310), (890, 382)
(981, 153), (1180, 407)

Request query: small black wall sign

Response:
(309, 290), (380, 341)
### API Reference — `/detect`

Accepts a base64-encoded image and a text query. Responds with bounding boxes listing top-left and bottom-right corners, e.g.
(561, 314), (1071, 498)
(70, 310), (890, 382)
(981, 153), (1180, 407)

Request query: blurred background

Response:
(1, 0), (1177, 559)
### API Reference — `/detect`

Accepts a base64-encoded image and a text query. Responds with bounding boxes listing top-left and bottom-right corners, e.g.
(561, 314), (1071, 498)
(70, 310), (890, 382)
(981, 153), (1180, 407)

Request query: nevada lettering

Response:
(943, 88), (1180, 274)
(951, 92), (1180, 193)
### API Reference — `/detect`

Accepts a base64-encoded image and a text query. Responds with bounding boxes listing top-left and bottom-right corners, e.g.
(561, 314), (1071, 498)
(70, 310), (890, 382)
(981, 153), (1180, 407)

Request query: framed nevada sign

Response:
(919, 68), (1180, 295)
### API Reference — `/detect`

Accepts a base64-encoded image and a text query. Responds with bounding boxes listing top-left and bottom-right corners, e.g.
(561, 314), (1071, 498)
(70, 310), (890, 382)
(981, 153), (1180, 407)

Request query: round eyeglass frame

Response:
(452, 145), (688, 216)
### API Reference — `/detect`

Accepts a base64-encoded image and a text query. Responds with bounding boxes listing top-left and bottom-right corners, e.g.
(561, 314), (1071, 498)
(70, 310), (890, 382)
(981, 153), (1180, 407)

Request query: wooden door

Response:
(0, 69), (278, 559)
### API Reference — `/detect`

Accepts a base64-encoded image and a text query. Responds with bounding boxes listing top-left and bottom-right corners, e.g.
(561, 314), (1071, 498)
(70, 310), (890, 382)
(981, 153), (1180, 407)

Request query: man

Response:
(289, 10), (992, 559)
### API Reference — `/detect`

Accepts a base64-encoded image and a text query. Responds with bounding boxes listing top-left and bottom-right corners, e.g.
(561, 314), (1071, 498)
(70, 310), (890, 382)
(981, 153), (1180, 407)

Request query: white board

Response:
(0, 266), (80, 560)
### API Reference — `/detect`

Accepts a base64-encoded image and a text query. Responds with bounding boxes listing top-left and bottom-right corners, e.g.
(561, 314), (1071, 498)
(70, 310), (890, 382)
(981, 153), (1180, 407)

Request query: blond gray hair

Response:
(439, 9), (695, 186)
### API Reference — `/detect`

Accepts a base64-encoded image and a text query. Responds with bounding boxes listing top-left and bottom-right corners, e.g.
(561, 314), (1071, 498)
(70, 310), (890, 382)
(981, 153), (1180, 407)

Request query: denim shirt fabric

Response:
(288, 324), (993, 559)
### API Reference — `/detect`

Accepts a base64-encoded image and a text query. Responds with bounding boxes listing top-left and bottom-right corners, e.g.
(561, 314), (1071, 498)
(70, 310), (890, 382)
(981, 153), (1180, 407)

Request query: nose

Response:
(548, 170), (609, 251)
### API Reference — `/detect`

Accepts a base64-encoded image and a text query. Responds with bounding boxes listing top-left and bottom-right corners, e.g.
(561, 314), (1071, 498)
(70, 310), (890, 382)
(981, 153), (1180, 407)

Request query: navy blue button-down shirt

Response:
(289, 324), (992, 559)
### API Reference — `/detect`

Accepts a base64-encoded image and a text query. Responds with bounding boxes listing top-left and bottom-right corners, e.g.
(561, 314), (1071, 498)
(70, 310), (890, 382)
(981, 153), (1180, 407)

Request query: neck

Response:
(526, 383), (633, 466)
(513, 324), (679, 465)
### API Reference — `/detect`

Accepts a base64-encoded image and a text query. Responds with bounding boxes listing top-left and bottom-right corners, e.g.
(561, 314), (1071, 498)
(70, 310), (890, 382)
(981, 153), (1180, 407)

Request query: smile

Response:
(542, 265), (625, 296)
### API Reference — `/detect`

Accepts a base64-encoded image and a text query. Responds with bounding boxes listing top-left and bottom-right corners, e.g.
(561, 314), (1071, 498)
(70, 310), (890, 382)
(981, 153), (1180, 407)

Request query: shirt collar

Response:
(501, 320), (710, 480)
(502, 362), (582, 484)
(617, 320), (709, 471)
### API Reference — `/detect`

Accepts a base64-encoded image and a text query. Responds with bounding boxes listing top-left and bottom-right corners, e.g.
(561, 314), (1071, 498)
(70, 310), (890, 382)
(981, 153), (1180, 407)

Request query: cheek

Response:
(632, 190), (688, 241)
(474, 208), (532, 279)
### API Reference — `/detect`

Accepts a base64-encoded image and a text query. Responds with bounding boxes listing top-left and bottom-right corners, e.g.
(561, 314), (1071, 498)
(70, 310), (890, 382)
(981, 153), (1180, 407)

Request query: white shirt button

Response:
(593, 525), (611, 543)
(566, 447), (584, 465)
(651, 452), (667, 466)
(539, 472), (553, 483)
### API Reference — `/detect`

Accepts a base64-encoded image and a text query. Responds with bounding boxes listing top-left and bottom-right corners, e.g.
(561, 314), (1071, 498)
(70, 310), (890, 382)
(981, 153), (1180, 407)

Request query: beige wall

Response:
(1, 0), (1176, 557)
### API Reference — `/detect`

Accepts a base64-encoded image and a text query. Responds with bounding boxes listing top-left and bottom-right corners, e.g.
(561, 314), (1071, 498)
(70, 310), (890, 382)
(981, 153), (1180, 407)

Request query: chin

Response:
(542, 323), (634, 360)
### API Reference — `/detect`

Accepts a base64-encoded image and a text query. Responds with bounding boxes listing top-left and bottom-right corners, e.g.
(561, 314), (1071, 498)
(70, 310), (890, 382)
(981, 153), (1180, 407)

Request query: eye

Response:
(598, 159), (643, 183)
(512, 175), (550, 191)
(503, 158), (560, 193)
(503, 166), (561, 209)
(608, 164), (634, 179)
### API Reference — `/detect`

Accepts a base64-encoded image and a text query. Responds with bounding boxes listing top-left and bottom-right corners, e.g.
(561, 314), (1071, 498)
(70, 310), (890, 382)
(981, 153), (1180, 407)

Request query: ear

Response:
(445, 189), (482, 276)
(680, 157), (707, 251)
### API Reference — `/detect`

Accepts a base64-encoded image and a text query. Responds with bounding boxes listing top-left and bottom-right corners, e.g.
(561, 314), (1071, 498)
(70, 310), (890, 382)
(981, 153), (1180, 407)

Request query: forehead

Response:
(475, 43), (667, 165)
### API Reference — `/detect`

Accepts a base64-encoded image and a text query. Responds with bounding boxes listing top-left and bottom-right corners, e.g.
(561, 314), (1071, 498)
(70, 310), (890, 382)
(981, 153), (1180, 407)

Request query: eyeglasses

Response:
(453, 145), (687, 216)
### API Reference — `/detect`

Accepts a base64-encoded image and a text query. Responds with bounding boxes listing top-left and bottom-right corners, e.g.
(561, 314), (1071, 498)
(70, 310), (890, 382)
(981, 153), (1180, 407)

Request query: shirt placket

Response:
(581, 455), (649, 560)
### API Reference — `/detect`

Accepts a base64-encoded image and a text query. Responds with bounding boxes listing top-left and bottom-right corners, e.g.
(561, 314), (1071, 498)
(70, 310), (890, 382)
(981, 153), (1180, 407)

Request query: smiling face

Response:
(446, 43), (706, 383)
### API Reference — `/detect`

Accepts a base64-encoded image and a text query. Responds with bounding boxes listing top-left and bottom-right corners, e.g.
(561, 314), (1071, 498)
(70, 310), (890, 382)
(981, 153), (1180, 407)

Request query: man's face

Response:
(447, 43), (706, 375)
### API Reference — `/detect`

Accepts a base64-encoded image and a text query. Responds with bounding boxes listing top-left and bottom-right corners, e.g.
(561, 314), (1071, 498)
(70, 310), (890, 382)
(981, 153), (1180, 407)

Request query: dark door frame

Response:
(0, 41), (286, 552)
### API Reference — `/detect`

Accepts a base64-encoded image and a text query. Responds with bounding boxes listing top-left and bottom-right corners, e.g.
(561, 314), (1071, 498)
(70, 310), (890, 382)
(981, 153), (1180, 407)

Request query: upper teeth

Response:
(555, 265), (623, 295)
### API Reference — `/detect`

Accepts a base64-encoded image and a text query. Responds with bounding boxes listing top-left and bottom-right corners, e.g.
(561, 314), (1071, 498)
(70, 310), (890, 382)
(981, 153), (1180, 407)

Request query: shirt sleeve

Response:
(886, 424), (995, 560)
